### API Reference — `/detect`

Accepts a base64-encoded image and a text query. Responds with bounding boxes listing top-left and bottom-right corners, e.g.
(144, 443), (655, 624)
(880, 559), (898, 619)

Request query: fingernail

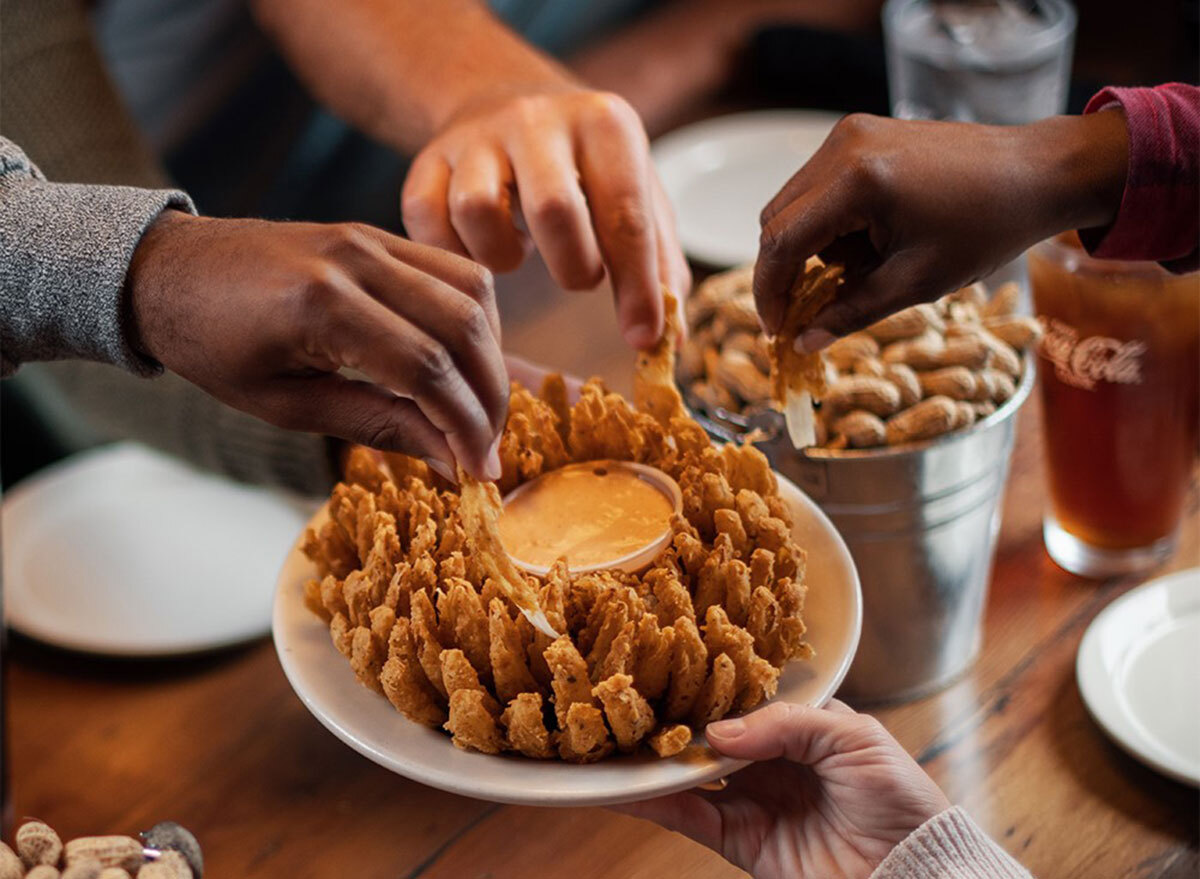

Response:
(623, 324), (658, 350)
(757, 301), (780, 336)
(707, 717), (747, 739)
(794, 329), (835, 354)
(484, 436), (502, 482)
(423, 457), (456, 483)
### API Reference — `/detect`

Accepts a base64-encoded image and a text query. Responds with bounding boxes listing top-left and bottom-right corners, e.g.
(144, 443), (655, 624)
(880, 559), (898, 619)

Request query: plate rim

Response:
(1075, 567), (1200, 787)
(273, 470), (862, 806)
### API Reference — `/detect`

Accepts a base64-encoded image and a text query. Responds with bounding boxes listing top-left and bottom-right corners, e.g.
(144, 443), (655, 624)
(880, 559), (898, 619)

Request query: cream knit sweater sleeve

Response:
(872, 807), (1034, 879)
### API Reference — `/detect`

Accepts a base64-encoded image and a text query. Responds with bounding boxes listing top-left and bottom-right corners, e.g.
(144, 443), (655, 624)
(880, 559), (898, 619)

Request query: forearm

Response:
(969, 109), (1129, 256)
(0, 137), (195, 377)
(250, 0), (576, 153)
(569, 0), (883, 133)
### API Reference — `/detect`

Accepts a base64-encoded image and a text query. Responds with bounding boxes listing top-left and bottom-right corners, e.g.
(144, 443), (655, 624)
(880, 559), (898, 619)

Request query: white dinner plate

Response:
(652, 110), (843, 268)
(3, 442), (317, 656)
(1077, 568), (1200, 787)
(273, 472), (862, 806)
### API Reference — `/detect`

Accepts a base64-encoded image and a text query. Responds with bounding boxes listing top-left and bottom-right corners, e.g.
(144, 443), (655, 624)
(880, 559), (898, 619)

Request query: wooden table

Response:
(7, 263), (1199, 875)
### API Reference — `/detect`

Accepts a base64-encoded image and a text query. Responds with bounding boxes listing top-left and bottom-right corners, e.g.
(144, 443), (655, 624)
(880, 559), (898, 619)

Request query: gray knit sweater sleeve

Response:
(871, 807), (1034, 879)
(0, 135), (196, 376)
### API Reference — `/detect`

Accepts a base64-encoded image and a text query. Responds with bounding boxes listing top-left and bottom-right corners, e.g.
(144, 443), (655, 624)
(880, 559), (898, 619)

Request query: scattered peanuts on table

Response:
(681, 268), (1043, 449)
(1, 824), (194, 879)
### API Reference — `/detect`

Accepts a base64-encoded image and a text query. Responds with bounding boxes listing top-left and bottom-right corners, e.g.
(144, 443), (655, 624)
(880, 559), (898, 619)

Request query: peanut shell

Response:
(950, 282), (989, 310)
(982, 369), (1016, 403)
(881, 330), (945, 369)
(63, 838), (142, 872)
(953, 401), (977, 429)
(917, 366), (978, 401)
(62, 860), (103, 879)
(0, 843), (23, 879)
(851, 357), (886, 378)
(135, 852), (191, 879)
(983, 315), (1042, 350)
(981, 281), (1020, 318)
(885, 396), (958, 445)
(715, 295), (761, 333)
(867, 304), (944, 343)
(18, 821), (62, 868)
(715, 349), (770, 404)
(832, 410), (887, 448)
(883, 363), (921, 407)
(826, 332), (880, 370)
(823, 375), (902, 417)
(976, 328), (1021, 376)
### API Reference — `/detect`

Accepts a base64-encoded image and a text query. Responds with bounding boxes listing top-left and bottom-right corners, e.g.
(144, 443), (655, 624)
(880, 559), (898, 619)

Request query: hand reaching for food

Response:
(126, 212), (508, 480)
(253, 0), (690, 349)
(402, 86), (691, 350)
(752, 110), (1129, 350)
(615, 700), (951, 879)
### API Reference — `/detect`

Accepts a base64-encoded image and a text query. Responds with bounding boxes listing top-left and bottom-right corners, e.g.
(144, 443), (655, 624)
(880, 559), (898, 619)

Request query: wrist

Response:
(1033, 110), (1129, 235)
(125, 209), (203, 363)
(433, 76), (585, 134)
(407, 4), (580, 139)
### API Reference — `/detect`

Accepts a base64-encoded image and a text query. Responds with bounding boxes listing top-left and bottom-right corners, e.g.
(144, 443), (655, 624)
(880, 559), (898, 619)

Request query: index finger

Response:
(575, 99), (662, 350)
(753, 175), (865, 336)
(360, 225), (503, 344)
(705, 701), (886, 765)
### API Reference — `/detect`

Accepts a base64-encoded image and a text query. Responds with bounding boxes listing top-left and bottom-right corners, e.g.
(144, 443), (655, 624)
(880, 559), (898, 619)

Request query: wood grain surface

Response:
(6, 262), (1198, 877)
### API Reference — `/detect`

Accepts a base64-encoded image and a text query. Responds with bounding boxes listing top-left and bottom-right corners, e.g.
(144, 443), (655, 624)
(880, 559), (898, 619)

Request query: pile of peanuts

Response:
(1, 822), (193, 879)
(679, 266), (1042, 449)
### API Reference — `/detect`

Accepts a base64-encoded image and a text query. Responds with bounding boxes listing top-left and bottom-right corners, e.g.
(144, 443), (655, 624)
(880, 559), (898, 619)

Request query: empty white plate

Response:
(652, 110), (843, 267)
(273, 472), (862, 806)
(3, 442), (318, 656)
(1077, 568), (1200, 786)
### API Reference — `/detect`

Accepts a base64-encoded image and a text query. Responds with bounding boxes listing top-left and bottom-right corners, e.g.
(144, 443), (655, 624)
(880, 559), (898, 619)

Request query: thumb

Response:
(705, 701), (887, 766)
(260, 373), (457, 473)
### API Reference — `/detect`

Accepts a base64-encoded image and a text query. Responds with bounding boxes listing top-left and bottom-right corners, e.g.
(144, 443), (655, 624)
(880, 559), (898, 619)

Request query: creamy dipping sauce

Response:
(498, 462), (676, 570)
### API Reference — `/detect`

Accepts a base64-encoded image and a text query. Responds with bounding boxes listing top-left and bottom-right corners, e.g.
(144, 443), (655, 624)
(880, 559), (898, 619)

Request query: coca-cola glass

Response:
(1030, 233), (1199, 577)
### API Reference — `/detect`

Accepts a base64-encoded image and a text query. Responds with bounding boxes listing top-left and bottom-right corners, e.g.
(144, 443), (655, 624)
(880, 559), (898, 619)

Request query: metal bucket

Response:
(693, 359), (1035, 704)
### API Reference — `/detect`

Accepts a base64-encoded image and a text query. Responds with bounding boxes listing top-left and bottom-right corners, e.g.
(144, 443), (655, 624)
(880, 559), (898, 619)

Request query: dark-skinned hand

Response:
(754, 111), (1128, 352)
(126, 212), (508, 480)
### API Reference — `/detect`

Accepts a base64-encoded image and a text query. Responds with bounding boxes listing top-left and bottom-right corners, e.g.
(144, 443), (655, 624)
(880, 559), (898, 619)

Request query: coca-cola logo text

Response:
(1038, 318), (1146, 390)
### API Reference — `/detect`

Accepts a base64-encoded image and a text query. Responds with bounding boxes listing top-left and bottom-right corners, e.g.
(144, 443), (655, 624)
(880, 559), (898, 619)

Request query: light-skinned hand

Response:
(616, 700), (950, 879)
(126, 212), (508, 481)
(401, 86), (691, 350)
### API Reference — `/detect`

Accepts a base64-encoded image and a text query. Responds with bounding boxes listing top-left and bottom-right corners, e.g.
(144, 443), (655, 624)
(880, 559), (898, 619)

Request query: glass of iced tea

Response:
(1030, 233), (1199, 577)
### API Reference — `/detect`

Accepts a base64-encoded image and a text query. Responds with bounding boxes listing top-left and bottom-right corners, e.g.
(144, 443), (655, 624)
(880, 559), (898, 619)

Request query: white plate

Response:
(3, 443), (317, 656)
(273, 472), (861, 806)
(652, 110), (843, 268)
(1077, 568), (1200, 786)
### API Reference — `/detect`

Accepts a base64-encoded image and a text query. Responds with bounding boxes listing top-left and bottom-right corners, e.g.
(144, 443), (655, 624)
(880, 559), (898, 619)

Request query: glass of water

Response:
(883, 0), (1076, 124)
